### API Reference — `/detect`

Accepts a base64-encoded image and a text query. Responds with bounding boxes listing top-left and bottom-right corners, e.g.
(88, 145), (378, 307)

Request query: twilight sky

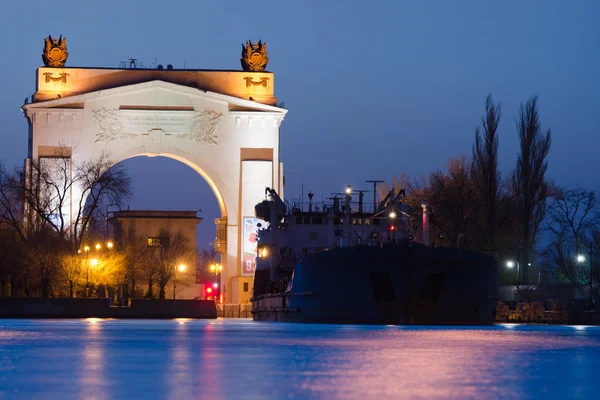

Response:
(0, 1), (598, 248)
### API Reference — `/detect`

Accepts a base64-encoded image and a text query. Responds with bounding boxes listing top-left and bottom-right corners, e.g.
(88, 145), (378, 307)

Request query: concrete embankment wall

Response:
(496, 300), (600, 325)
(0, 298), (216, 319)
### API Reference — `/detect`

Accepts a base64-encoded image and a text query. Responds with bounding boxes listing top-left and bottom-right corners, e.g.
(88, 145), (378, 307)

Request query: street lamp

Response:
(345, 185), (352, 195)
(506, 260), (520, 290)
(577, 251), (595, 308)
(173, 263), (187, 300)
(81, 241), (113, 298)
(83, 246), (90, 297)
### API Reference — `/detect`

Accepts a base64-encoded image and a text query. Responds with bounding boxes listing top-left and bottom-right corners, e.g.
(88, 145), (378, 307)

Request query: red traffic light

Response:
(388, 225), (396, 231)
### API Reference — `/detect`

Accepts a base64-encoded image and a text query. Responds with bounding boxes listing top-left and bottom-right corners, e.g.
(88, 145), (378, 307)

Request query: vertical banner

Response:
(241, 217), (262, 276)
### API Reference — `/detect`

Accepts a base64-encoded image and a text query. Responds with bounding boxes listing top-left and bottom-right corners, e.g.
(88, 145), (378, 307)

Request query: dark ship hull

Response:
(252, 242), (498, 325)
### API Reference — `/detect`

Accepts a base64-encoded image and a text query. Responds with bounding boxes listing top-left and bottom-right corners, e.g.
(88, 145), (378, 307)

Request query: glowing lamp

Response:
(178, 264), (186, 272)
(213, 283), (218, 288)
(389, 212), (397, 219)
(107, 242), (114, 249)
(206, 287), (213, 294)
(95, 243), (101, 250)
(577, 254), (585, 263)
(84, 246), (90, 252)
(506, 261), (515, 268)
(345, 185), (352, 195)
(90, 258), (99, 267)
(210, 264), (216, 272)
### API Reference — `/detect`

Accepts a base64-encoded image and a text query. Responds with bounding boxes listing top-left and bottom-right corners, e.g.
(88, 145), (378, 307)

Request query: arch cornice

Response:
(22, 80), (288, 116)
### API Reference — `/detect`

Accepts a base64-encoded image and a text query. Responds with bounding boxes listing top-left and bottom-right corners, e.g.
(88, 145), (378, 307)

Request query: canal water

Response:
(1, 319), (599, 399)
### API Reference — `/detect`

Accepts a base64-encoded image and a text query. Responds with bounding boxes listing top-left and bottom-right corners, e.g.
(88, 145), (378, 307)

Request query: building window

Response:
(148, 237), (169, 247)
(296, 216), (302, 224)
(312, 217), (323, 225)
(243, 282), (249, 292)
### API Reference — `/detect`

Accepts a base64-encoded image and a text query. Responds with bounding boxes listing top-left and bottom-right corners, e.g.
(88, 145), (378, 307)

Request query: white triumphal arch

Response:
(22, 44), (287, 304)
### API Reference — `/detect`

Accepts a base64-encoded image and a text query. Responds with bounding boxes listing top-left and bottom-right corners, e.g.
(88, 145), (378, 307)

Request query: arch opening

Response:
(118, 153), (227, 219)
(112, 155), (224, 251)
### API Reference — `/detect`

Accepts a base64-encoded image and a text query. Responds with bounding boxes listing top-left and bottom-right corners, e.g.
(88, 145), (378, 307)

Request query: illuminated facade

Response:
(22, 63), (287, 304)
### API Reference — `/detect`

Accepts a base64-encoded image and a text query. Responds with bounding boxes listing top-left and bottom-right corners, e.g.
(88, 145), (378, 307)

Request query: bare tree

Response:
(472, 94), (501, 252)
(122, 237), (148, 298)
(417, 156), (477, 248)
(2, 148), (130, 251)
(145, 229), (193, 300)
(513, 95), (552, 283)
(542, 187), (600, 284)
(0, 149), (131, 297)
(547, 187), (599, 252)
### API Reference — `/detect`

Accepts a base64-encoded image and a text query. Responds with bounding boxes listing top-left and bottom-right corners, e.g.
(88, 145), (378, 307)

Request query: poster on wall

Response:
(241, 217), (267, 276)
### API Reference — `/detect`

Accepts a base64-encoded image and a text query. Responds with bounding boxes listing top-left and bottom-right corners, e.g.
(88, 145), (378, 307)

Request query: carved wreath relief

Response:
(92, 108), (223, 144)
(179, 111), (222, 145)
(92, 109), (131, 142)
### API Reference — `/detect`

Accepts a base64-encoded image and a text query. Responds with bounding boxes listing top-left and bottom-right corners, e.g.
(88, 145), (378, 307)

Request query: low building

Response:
(108, 210), (202, 299)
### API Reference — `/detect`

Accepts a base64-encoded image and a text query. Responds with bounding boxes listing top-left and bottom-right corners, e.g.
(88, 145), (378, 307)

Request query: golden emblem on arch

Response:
(241, 40), (269, 72)
(42, 34), (69, 67)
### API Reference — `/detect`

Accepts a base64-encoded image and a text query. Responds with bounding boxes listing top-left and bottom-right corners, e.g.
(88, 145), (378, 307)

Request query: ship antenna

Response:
(366, 180), (384, 212)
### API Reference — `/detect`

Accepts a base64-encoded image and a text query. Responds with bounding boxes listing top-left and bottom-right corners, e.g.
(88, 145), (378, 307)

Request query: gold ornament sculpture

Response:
(42, 35), (68, 67)
(241, 40), (269, 72)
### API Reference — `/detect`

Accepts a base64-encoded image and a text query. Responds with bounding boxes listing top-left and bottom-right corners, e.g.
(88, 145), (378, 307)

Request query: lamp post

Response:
(82, 241), (113, 298)
(506, 260), (520, 290)
(578, 250), (594, 307)
(173, 263), (187, 300)
(344, 185), (352, 247)
(88, 258), (99, 297)
(84, 245), (90, 297)
(590, 245), (595, 308)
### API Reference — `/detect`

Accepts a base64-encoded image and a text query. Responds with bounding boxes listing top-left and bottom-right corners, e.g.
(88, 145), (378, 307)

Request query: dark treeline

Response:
(383, 94), (599, 285)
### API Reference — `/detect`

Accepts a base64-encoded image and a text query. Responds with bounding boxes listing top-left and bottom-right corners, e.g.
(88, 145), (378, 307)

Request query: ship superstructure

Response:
(253, 186), (419, 295)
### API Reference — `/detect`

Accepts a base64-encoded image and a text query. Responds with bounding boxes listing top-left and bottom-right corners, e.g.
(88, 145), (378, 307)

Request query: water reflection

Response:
(167, 319), (193, 398)
(78, 320), (108, 399)
(1, 320), (600, 399)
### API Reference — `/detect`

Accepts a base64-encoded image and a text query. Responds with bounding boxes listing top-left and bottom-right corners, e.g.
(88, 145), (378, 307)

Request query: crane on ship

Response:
(255, 187), (288, 228)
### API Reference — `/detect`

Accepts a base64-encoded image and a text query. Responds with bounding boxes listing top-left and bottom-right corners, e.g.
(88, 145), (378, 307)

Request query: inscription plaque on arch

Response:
(92, 108), (223, 144)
